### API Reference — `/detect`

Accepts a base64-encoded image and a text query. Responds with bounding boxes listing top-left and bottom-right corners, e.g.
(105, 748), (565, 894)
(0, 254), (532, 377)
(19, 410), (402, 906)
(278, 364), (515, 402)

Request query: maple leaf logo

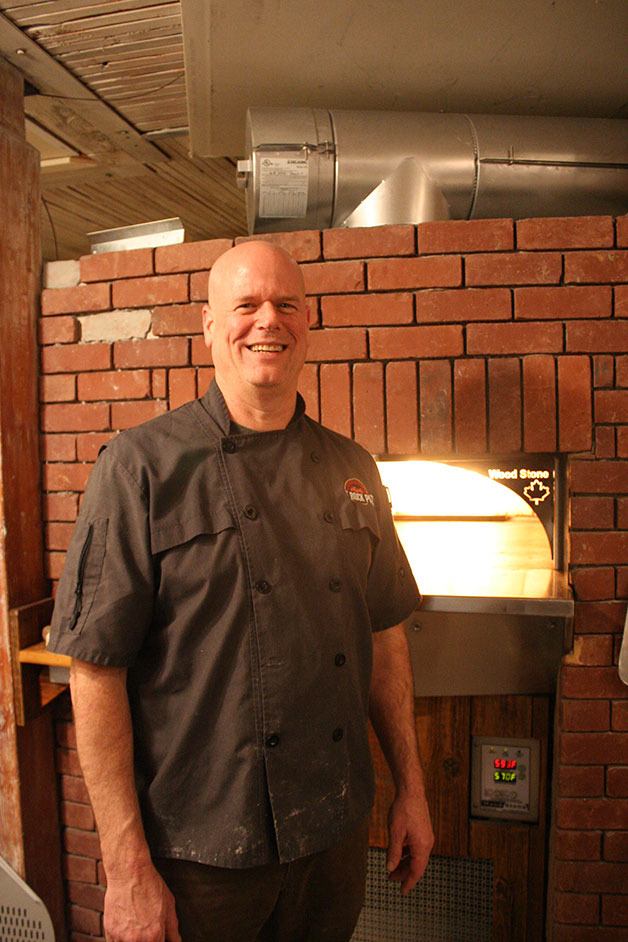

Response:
(523, 479), (550, 505)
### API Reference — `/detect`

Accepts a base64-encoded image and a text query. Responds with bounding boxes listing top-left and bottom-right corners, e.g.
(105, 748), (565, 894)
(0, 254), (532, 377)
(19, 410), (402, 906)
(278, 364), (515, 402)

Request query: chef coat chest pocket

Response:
(64, 518), (108, 633)
(337, 500), (380, 587)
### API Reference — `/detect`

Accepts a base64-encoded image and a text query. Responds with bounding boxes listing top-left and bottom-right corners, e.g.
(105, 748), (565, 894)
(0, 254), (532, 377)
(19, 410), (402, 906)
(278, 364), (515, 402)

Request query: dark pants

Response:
(155, 818), (369, 942)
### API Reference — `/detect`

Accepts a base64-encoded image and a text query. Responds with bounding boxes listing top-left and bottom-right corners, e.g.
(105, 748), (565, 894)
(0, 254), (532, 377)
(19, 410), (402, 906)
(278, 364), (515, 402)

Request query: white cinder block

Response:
(79, 309), (151, 342)
(43, 260), (80, 289)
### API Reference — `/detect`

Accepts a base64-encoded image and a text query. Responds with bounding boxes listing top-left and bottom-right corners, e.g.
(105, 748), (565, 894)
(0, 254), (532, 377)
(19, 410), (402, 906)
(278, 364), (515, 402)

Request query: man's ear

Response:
(201, 304), (213, 349)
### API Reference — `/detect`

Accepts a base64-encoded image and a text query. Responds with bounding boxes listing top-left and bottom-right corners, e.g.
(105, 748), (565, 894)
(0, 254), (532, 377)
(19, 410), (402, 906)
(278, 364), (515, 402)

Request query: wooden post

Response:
(0, 55), (66, 938)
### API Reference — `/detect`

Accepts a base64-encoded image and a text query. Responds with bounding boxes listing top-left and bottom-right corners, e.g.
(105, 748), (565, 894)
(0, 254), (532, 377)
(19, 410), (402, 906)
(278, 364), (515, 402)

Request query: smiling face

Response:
(202, 242), (310, 413)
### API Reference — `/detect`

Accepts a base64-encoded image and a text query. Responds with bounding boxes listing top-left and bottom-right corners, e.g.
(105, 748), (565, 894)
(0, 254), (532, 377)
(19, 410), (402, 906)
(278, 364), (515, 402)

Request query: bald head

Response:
(208, 241), (305, 307)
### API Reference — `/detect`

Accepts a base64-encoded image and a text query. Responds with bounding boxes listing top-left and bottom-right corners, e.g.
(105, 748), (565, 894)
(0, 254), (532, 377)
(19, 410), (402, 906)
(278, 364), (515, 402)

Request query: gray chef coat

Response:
(48, 381), (419, 867)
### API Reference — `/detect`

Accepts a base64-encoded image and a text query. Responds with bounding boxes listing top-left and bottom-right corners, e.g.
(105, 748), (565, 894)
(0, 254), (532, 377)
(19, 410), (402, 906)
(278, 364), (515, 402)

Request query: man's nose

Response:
(256, 301), (281, 328)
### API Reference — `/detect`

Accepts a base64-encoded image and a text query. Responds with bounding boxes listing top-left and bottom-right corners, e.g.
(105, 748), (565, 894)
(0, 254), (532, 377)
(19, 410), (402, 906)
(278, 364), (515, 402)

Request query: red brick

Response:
(571, 532), (628, 566)
(570, 568), (616, 601)
(56, 721), (76, 749)
(556, 860), (628, 894)
(151, 303), (204, 336)
(323, 225), (415, 259)
(353, 363), (385, 454)
(596, 426), (617, 459)
(616, 285), (628, 317)
(616, 567), (628, 599)
(42, 282), (110, 316)
(369, 325), (463, 359)
(385, 361), (418, 455)
(42, 433), (76, 462)
(565, 635), (614, 667)
(67, 881), (105, 911)
(603, 893), (628, 926)
(555, 829), (602, 860)
(306, 328), (367, 361)
(515, 285), (612, 319)
(64, 828), (101, 859)
(57, 746), (83, 775)
(46, 522), (74, 551)
(302, 260), (364, 295)
(40, 373), (76, 403)
(168, 369), (196, 410)
(574, 602), (626, 634)
(64, 855), (97, 884)
(39, 315), (80, 344)
(322, 293), (413, 327)
(97, 862), (106, 886)
(42, 403), (110, 433)
(558, 798), (628, 830)
(46, 552), (66, 580)
(465, 252), (561, 286)
(607, 768), (628, 798)
(567, 322), (628, 353)
(562, 666), (628, 701)
(571, 461), (628, 495)
(419, 360), (453, 455)
(60, 774), (90, 804)
(62, 800), (95, 830)
(604, 831), (628, 860)
(571, 497), (614, 530)
(523, 355), (556, 452)
(111, 400), (167, 430)
(44, 493), (79, 522)
(80, 248), (153, 282)
(565, 251), (628, 284)
(453, 359), (486, 453)
(617, 357), (628, 387)
(70, 904), (101, 936)
(113, 337), (189, 368)
(419, 218), (513, 254)
(596, 390), (628, 423)
(517, 216), (614, 250)
(197, 367), (215, 396)
(558, 765), (605, 798)
(78, 370), (151, 402)
(594, 356), (615, 388)
(190, 270), (209, 301)
(76, 432), (115, 462)
(562, 700), (610, 731)
(235, 230), (321, 261)
(112, 274), (188, 309)
(297, 363), (319, 421)
(152, 369), (167, 399)
(320, 363), (351, 437)
(561, 731), (628, 765)
(417, 287), (511, 323)
(487, 358), (522, 453)
(555, 891), (599, 924)
(367, 255), (461, 290)
(618, 428), (628, 458)
(42, 343), (111, 374)
(155, 238), (232, 273)
(191, 336), (213, 365)
(467, 322), (563, 355)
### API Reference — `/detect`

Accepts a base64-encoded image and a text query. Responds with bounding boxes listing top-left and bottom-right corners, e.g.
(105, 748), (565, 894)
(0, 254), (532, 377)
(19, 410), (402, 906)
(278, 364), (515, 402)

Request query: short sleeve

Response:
(366, 471), (420, 632)
(47, 450), (154, 666)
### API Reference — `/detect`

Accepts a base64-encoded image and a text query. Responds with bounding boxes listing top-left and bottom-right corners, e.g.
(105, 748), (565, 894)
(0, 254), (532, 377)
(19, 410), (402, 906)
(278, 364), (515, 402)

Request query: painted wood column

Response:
(0, 55), (66, 937)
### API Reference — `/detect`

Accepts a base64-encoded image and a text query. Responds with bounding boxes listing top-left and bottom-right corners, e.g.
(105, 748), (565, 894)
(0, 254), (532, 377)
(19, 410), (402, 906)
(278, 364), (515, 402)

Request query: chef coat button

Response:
(266, 733), (280, 748)
(334, 653), (346, 667)
(255, 579), (271, 594)
(323, 511), (334, 524)
(332, 727), (344, 742)
(243, 504), (258, 520)
(222, 437), (237, 454)
(329, 578), (342, 592)
(310, 451), (321, 463)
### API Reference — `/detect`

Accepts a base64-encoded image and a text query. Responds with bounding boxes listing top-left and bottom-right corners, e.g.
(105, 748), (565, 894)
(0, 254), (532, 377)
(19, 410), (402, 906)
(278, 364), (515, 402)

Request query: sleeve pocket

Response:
(62, 518), (108, 633)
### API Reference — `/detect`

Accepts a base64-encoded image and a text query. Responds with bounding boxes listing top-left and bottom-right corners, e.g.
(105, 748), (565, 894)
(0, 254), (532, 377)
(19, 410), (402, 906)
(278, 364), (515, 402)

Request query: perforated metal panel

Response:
(0, 858), (55, 942)
(352, 850), (493, 942)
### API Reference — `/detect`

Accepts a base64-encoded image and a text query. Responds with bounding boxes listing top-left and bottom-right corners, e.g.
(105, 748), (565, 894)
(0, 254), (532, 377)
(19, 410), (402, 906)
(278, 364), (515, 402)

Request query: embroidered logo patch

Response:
(344, 478), (375, 506)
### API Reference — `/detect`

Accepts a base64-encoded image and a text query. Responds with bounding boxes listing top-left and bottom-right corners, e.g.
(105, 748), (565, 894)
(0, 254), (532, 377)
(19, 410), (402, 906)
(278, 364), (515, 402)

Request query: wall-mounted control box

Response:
(471, 736), (540, 822)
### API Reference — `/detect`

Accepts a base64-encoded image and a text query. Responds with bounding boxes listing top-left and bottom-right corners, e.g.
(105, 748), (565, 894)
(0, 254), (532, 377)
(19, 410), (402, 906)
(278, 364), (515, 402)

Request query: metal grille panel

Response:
(352, 850), (493, 942)
(0, 858), (55, 942)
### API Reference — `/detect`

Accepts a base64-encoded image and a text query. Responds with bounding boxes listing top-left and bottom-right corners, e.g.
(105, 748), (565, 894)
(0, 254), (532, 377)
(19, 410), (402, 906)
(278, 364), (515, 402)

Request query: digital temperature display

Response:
(494, 758), (517, 770)
(494, 770), (517, 783)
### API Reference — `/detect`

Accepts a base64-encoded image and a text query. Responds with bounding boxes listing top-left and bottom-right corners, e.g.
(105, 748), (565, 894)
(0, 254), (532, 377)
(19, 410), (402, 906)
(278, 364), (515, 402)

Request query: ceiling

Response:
(0, 0), (626, 260)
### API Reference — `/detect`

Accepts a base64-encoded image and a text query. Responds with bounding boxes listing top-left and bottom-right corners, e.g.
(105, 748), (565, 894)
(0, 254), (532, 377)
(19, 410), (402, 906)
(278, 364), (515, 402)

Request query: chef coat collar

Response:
(201, 379), (306, 436)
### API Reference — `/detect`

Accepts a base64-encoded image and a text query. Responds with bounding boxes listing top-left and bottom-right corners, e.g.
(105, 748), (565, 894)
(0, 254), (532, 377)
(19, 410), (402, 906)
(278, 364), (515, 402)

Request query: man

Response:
(48, 241), (433, 942)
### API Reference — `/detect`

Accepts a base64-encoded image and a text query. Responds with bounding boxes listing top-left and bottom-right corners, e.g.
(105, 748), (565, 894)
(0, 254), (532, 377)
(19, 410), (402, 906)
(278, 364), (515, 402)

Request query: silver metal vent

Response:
(0, 858), (55, 942)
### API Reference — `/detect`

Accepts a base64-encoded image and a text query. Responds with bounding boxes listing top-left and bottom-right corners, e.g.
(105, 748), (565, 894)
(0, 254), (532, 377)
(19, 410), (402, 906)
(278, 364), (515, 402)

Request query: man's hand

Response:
(103, 862), (181, 942)
(386, 790), (434, 896)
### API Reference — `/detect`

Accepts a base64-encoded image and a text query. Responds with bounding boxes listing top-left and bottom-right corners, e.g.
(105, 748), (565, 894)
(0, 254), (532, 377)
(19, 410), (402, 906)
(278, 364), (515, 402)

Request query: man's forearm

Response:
(70, 659), (151, 877)
(369, 623), (426, 796)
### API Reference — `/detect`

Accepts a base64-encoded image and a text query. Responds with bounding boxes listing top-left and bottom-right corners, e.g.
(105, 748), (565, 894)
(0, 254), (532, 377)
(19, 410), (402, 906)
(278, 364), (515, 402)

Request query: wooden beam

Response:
(0, 11), (167, 164)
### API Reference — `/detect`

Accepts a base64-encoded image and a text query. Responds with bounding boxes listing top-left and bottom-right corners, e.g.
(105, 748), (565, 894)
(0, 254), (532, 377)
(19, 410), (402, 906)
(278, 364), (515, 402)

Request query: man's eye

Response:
(278, 303), (296, 311)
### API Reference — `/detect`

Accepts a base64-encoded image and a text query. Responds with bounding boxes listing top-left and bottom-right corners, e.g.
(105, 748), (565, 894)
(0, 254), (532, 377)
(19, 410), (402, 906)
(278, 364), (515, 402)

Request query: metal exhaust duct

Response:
(236, 108), (628, 233)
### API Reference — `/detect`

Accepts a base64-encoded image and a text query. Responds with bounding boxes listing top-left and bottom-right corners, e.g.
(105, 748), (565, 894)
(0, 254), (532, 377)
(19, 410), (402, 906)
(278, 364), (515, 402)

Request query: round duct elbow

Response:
(237, 107), (628, 233)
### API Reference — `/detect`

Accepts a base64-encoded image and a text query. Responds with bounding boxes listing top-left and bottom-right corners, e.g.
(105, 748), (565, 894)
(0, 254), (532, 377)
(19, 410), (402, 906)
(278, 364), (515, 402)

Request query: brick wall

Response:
(40, 216), (627, 940)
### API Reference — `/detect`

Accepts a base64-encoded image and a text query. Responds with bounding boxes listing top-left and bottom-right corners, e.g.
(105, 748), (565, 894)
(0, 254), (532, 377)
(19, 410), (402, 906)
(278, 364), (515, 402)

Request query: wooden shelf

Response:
(19, 641), (71, 668)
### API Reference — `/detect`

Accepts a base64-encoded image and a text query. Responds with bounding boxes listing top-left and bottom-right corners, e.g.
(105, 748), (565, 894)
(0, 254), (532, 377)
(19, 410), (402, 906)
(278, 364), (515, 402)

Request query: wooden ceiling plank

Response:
(0, 11), (167, 163)
(3, 1), (173, 28)
(26, 3), (180, 38)
(30, 18), (183, 53)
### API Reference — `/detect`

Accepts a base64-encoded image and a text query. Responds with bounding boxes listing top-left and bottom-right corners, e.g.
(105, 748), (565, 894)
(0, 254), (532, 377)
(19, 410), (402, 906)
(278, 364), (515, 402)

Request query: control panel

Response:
(471, 736), (540, 822)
